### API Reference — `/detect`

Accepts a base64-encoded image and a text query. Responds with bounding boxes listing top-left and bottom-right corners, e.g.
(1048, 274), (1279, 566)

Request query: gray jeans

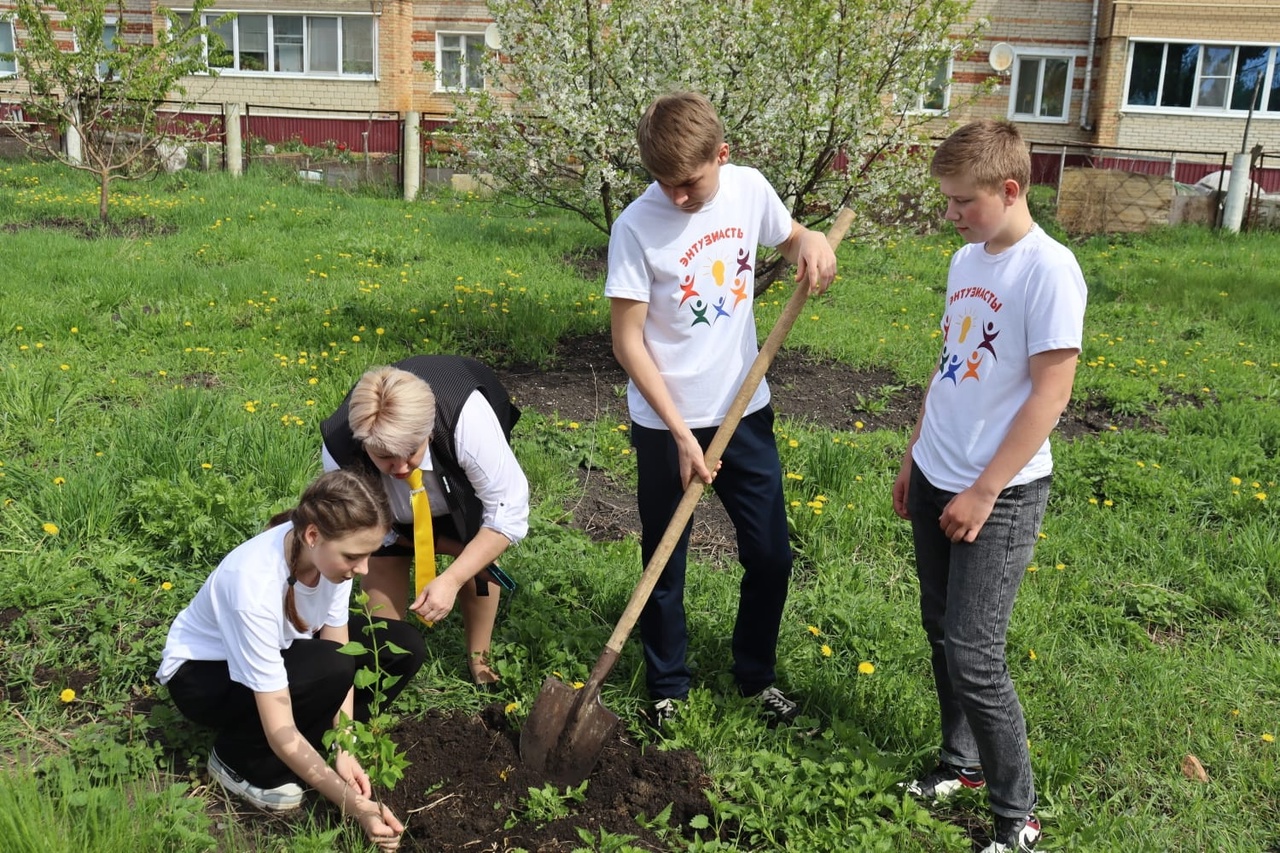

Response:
(907, 462), (1049, 818)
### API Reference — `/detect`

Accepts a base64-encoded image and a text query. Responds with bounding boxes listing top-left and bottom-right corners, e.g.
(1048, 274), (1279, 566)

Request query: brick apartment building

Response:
(2, 0), (1278, 170)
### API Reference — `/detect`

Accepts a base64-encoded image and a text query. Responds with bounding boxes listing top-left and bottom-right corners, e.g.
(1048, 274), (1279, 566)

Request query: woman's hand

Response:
(334, 749), (372, 799)
(410, 572), (464, 623)
(356, 801), (404, 851)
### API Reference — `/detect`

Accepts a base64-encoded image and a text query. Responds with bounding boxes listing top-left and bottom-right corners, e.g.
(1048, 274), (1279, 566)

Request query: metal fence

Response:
(1029, 141), (1280, 234)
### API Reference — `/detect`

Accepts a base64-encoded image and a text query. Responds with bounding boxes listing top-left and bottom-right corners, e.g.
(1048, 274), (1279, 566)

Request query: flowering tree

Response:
(449, 0), (983, 271)
(0, 0), (222, 223)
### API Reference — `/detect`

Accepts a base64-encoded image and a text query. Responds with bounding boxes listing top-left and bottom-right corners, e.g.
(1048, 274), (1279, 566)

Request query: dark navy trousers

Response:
(631, 405), (793, 700)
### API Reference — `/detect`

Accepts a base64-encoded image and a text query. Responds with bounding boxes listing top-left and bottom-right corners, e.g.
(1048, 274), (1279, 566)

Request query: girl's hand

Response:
(357, 803), (404, 851)
(335, 749), (372, 798)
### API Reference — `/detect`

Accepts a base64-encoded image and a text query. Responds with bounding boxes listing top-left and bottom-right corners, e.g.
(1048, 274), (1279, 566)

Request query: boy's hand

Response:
(676, 431), (718, 488)
(939, 487), (997, 542)
(786, 226), (838, 295)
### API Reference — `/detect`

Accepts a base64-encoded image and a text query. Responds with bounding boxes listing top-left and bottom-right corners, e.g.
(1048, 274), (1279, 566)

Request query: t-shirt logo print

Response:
(680, 246), (752, 329)
(937, 305), (1001, 386)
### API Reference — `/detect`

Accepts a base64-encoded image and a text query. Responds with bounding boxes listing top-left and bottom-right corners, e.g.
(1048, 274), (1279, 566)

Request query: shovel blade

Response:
(520, 676), (620, 785)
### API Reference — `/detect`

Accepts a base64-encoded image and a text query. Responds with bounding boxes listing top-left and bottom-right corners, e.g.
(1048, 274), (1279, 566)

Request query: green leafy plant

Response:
(505, 780), (588, 829)
(324, 592), (411, 796)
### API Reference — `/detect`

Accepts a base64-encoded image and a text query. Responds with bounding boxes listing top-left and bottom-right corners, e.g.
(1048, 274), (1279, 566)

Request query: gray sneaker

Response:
(208, 749), (305, 811)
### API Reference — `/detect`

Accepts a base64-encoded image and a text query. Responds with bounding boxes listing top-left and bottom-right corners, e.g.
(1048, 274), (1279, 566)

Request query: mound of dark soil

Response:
(382, 705), (718, 851)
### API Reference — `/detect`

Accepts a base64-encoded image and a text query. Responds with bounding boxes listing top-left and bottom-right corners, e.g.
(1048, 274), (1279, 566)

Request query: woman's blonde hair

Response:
(636, 91), (725, 184)
(348, 366), (436, 459)
(274, 469), (391, 632)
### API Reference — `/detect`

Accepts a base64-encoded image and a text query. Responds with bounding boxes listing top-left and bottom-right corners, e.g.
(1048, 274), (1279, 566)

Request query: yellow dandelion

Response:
(1055, 563), (1066, 571)
(1029, 649), (1038, 660)
(60, 688), (76, 703)
(572, 681), (584, 689)
(807, 625), (821, 636)
(1027, 564), (1038, 572)
(788, 439), (799, 448)
(59, 364), (70, 371)
(1230, 476), (1242, 486)
(820, 645), (832, 657)
(53, 477), (65, 485)
(1103, 499), (1114, 507)
(375, 328), (385, 335)
(161, 581), (173, 591)
(42, 522), (60, 535)
(568, 422), (580, 430)
(857, 661), (875, 675)
(351, 335), (361, 342)
(504, 701), (520, 714)
(854, 421), (864, 430)
(70, 327), (78, 333)
(308, 377), (318, 385)
(201, 462), (212, 470)
(1263, 733), (1276, 744)
(1088, 497), (1098, 505)
(1255, 492), (1267, 501)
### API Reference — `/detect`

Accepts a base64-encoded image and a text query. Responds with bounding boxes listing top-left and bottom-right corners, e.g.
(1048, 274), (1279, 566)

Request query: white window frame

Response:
(96, 17), (119, 81)
(904, 56), (953, 115)
(1008, 48), (1076, 124)
(197, 11), (376, 78)
(1123, 40), (1280, 115)
(1, 19), (17, 78)
(434, 31), (485, 92)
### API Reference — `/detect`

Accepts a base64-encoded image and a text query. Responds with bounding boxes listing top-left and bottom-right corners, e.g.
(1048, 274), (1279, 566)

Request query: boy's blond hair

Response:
(931, 119), (1031, 194)
(636, 91), (725, 183)
(348, 366), (436, 458)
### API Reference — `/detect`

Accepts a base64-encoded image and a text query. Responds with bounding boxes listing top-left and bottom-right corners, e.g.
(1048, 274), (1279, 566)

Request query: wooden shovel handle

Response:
(595, 207), (856, 669)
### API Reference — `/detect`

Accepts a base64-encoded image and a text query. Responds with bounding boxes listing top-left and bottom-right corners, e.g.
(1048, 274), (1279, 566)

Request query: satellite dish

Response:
(484, 23), (502, 50)
(989, 42), (1015, 73)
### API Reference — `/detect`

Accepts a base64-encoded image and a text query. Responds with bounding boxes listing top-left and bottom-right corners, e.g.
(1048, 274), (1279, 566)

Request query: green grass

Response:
(1, 160), (1278, 851)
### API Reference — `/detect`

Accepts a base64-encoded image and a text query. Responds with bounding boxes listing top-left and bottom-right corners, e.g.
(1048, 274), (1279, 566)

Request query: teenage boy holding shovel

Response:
(605, 91), (837, 730)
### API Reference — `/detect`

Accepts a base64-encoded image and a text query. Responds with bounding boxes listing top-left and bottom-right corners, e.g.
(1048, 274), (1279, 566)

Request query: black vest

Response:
(320, 355), (520, 542)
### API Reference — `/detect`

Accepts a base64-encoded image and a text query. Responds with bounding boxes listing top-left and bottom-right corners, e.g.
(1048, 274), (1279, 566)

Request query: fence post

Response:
(225, 103), (243, 177)
(403, 111), (420, 202)
(1223, 151), (1251, 233)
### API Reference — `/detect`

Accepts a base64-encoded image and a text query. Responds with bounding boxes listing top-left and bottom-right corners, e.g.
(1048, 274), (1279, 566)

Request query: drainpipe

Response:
(1079, 0), (1101, 131)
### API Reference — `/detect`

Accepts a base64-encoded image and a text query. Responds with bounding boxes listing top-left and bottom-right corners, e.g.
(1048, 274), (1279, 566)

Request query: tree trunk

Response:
(99, 172), (110, 224)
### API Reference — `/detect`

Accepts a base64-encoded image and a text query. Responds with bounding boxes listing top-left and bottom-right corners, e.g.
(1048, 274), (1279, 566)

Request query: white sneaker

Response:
(208, 749), (305, 811)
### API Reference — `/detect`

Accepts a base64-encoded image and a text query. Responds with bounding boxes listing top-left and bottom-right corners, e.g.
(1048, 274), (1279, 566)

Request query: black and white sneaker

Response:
(753, 686), (800, 725)
(648, 697), (681, 732)
(980, 813), (1041, 852)
(902, 761), (986, 801)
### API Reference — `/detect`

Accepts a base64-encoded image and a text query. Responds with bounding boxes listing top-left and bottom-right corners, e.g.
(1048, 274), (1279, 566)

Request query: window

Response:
(1010, 53), (1073, 122)
(905, 57), (952, 113)
(436, 32), (484, 91)
(1, 20), (16, 78)
(96, 18), (119, 80)
(1126, 41), (1280, 112)
(199, 12), (375, 77)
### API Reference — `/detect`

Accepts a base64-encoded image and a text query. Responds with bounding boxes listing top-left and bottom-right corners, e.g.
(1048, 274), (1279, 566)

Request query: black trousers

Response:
(165, 614), (426, 788)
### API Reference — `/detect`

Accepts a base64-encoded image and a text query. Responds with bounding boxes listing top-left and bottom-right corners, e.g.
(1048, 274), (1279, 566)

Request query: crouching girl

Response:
(156, 469), (425, 851)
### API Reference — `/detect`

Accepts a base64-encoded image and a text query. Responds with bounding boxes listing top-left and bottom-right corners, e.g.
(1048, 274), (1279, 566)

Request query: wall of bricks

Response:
(4, 0), (1279, 161)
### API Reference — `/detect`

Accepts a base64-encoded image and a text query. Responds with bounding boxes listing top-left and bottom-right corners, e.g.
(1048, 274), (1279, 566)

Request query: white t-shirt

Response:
(604, 164), (793, 429)
(912, 225), (1087, 494)
(155, 523), (352, 693)
(321, 390), (529, 545)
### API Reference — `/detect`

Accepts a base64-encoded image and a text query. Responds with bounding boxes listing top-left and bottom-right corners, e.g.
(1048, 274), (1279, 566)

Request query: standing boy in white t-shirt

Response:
(605, 91), (837, 728)
(893, 119), (1087, 853)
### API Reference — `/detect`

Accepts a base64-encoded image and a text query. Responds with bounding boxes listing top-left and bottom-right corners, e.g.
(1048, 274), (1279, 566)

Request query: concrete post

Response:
(225, 103), (243, 177)
(403, 111), (421, 202)
(1222, 152), (1252, 233)
(65, 99), (82, 165)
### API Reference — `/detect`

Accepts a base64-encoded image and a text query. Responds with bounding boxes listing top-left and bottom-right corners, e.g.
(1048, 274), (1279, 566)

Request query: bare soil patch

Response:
(379, 705), (719, 851)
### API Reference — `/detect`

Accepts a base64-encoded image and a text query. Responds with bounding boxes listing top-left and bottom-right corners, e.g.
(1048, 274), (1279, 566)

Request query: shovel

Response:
(521, 208), (856, 785)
